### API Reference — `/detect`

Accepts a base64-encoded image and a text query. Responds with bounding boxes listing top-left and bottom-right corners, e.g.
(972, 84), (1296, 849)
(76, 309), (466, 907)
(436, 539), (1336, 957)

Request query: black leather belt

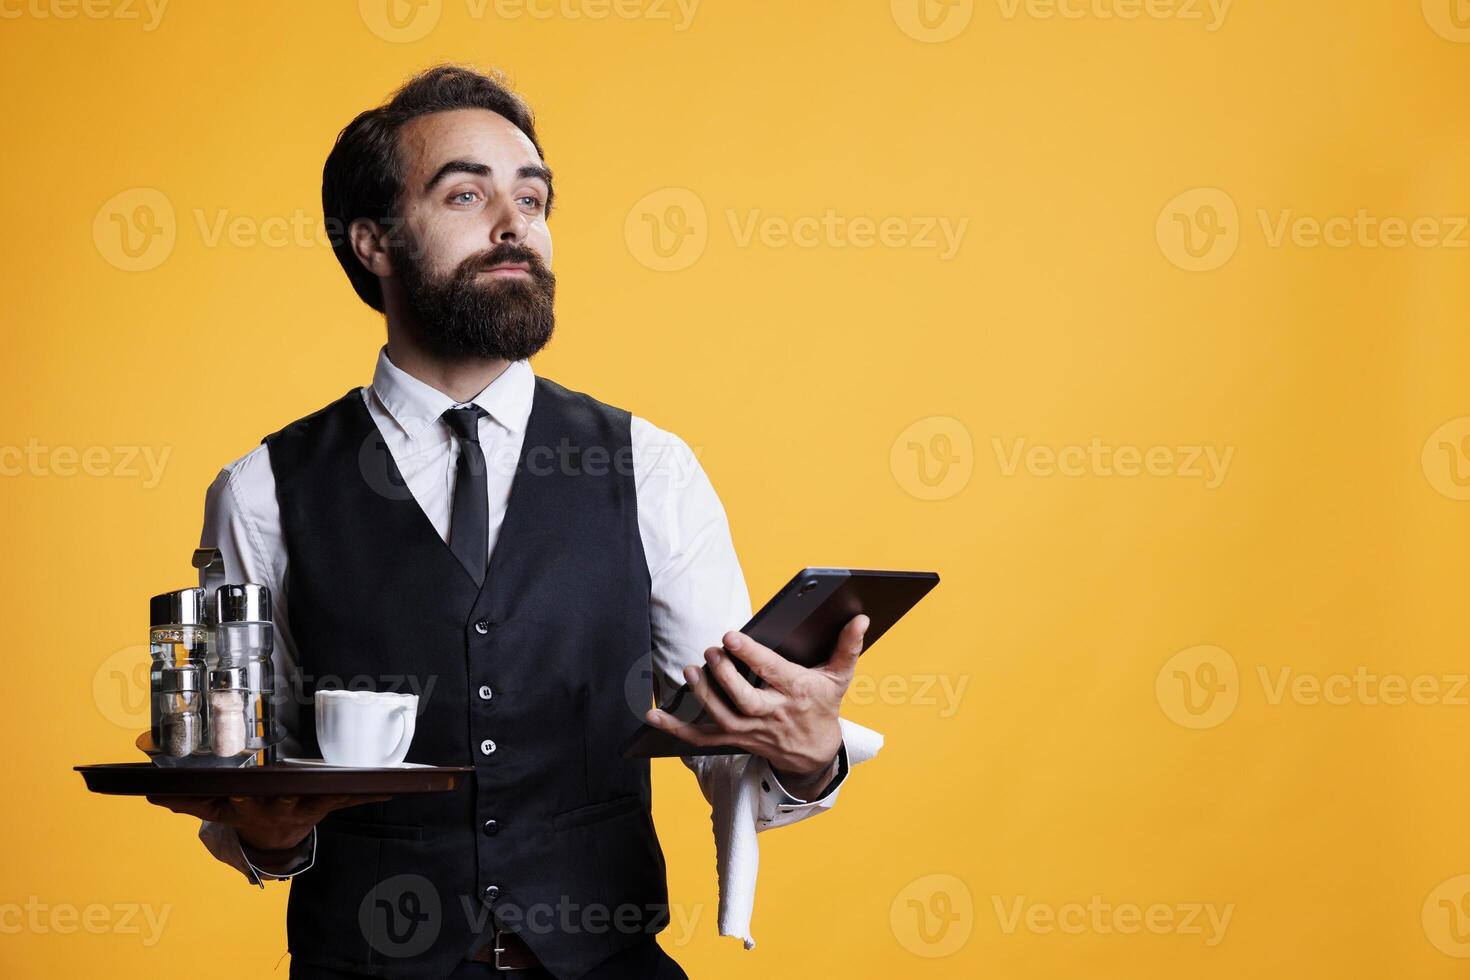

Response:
(468, 929), (542, 971)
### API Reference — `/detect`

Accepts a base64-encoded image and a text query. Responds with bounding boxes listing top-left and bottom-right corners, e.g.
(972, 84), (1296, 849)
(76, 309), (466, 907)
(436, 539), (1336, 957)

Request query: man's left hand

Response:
(645, 614), (869, 796)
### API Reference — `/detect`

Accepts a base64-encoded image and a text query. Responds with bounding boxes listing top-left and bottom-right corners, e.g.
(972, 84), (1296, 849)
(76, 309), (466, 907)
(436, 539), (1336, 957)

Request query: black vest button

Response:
(474, 620), (490, 635)
(483, 884), (499, 903)
(483, 819), (499, 836)
(480, 739), (497, 755)
(478, 684), (493, 700)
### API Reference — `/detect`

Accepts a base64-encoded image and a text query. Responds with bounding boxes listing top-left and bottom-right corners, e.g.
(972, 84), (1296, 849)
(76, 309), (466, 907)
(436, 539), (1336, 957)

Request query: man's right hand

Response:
(145, 794), (392, 851)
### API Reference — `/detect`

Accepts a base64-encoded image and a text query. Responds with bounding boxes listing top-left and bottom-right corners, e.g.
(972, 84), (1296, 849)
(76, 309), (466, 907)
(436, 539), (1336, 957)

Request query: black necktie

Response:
(442, 406), (488, 585)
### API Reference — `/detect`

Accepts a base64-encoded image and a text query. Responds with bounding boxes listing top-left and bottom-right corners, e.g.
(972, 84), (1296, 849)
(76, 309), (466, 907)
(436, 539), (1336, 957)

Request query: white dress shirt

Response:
(195, 348), (883, 948)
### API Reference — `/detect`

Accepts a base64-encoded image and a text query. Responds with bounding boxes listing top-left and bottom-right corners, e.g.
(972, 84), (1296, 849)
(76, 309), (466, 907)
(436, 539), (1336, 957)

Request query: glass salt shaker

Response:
(149, 588), (209, 752)
(211, 584), (275, 763)
(205, 672), (249, 759)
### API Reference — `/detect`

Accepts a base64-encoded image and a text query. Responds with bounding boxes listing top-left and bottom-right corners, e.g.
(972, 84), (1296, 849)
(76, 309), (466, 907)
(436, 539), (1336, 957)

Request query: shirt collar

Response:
(370, 347), (536, 444)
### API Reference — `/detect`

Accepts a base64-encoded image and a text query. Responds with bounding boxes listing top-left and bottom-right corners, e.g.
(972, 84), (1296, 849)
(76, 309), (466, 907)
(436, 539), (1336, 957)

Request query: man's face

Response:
(387, 108), (556, 361)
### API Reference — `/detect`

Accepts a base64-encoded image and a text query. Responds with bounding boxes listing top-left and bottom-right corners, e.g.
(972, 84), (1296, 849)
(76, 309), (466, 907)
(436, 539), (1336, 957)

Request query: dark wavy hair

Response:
(322, 65), (552, 313)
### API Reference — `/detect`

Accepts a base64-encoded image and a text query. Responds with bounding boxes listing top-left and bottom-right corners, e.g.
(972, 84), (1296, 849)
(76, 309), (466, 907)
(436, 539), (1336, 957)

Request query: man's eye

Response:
(517, 195), (543, 210)
(451, 191), (479, 205)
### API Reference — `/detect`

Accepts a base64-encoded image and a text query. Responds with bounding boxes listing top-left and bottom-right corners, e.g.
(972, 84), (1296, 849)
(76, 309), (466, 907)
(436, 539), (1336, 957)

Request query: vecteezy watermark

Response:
(992, 437), (1233, 489)
(0, 898), (171, 946)
(623, 188), (708, 272)
(361, 874), (443, 959)
(891, 0), (975, 42)
(1158, 187), (1470, 272)
(1156, 645), (1239, 729)
(624, 187), (969, 272)
(1156, 645), (1470, 730)
(0, 0), (168, 30)
(293, 673), (440, 715)
(93, 188), (177, 272)
(1257, 209), (1470, 250)
(991, 895), (1234, 946)
(890, 873), (974, 958)
(93, 187), (379, 272)
(725, 209), (968, 260)
(847, 673), (970, 718)
(890, 416), (975, 502)
(1424, 874), (1470, 957)
(359, 874), (705, 959)
(1256, 666), (1470, 708)
(92, 644), (151, 730)
(1422, 0), (1470, 43)
(470, 897), (702, 947)
(890, 420), (1232, 499)
(191, 208), (346, 250)
(0, 440), (171, 487)
(1156, 187), (1239, 272)
(357, 0), (700, 43)
(993, 0), (1230, 31)
(890, 0), (1229, 42)
(1422, 416), (1470, 501)
(358, 426), (707, 504)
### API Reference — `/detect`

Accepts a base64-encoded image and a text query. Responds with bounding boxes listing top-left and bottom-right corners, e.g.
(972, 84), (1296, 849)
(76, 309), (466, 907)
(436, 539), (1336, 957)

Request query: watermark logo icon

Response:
(360, 0), (442, 42)
(94, 188), (176, 272)
(624, 651), (656, 723)
(625, 188), (707, 271)
(1156, 645), (1238, 729)
(890, 416), (973, 501)
(1424, 874), (1470, 956)
(1422, 417), (1470, 501)
(92, 645), (150, 729)
(1423, 0), (1470, 42)
(891, 0), (974, 42)
(360, 874), (441, 958)
(1157, 187), (1239, 271)
(891, 873), (973, 957)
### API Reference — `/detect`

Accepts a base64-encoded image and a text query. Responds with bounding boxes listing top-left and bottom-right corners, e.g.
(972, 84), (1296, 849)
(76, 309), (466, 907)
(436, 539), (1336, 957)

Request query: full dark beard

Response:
(394, 241), (556, 361)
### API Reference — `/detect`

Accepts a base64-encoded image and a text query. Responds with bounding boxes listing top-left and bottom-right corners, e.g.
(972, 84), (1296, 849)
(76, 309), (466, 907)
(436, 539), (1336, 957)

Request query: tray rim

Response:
(74, 762), (475, 797)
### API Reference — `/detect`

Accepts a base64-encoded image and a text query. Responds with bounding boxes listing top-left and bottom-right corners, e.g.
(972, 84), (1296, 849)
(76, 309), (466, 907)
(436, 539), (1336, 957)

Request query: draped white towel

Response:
(692, 717), (884, 949)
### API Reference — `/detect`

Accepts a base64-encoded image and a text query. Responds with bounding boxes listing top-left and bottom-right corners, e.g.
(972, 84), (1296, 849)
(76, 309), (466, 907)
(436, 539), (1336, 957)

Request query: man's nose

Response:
(488, 197), (529, 244)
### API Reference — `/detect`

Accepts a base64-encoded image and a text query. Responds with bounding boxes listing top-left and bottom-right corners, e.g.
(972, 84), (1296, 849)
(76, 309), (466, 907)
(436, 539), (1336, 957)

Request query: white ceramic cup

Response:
(314, 690), (418, 767)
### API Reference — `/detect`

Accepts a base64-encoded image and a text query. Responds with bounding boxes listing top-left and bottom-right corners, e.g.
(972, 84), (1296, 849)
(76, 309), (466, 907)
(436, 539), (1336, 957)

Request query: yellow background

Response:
(3, 0), (1469, 976)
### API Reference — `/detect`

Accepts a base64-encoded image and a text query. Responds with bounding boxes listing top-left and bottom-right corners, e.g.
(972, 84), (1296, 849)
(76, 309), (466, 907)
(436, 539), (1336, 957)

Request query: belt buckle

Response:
(493, 929), (526, 972)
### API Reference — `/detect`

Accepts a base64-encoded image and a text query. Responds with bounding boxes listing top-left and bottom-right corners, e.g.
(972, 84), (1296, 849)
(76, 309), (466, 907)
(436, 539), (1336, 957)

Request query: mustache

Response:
(456, 244), (553, 281)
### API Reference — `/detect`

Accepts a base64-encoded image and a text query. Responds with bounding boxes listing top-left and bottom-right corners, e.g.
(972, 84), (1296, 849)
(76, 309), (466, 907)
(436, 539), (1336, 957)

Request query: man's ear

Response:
(349, 217), (394, 278)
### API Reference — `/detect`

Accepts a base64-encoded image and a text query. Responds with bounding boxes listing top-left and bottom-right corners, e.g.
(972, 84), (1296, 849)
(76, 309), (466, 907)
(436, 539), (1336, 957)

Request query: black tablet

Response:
(620, 567), (940, 758)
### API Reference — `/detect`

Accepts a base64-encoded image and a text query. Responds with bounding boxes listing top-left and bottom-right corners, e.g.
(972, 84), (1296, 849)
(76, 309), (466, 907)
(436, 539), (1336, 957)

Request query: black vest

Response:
(265, 377), (666, 980)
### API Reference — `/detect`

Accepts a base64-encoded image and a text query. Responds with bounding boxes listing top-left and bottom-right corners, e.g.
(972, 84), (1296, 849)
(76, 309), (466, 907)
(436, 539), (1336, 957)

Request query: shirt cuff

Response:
(755, 739), (850, 826)
(238, 826), (317, 884)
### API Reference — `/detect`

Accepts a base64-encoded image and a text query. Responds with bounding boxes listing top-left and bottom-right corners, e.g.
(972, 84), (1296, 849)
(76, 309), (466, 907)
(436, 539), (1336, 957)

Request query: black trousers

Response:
(290, 937), (687, 980)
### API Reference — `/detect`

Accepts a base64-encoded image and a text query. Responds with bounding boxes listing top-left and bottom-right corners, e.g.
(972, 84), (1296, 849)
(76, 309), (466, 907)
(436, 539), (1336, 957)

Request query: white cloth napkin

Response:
(699, 717), (884, 948)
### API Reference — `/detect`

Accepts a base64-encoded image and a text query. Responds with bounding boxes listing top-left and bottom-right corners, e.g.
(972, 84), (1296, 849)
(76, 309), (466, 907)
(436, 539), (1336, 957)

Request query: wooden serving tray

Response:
(75, 761), (473, 797)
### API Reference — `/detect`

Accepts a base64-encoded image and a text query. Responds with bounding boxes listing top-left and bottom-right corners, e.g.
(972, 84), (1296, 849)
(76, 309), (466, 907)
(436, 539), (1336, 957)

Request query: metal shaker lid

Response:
(150, 588), (207, 627)
(208, 666), (250, 690)
(215, 583), (271, 624)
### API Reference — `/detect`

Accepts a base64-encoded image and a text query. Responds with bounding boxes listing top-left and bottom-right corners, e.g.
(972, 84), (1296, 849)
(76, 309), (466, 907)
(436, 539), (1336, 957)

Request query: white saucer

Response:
(280, 757), (433, 770)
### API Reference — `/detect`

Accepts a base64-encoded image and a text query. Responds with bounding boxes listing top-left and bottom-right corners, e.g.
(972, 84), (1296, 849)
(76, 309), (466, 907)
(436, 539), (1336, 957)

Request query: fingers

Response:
(702, 647), (770, 717)
(820, 615), (869, 678)
(145, 793), (227, 822)
(226, 795), (295, 819)
(679, 663), (755, 736)
(145, 795), (223, 820)
(721, 631), (801, 692)
(249, 794), (394, 818)
(644, 708), (739, 750)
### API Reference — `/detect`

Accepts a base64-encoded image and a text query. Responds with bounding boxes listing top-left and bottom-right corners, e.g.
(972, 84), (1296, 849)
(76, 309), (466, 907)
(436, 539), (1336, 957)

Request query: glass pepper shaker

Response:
(158, 670), (204, 757)
(149, 588), (209, 753)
